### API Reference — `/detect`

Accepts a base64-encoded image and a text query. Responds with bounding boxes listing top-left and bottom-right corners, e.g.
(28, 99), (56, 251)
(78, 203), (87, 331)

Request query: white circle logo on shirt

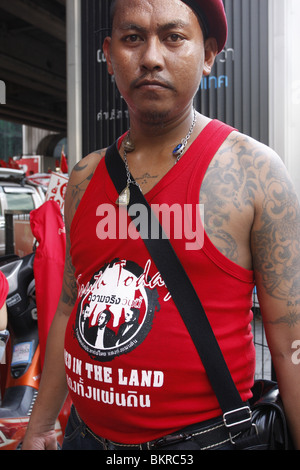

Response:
(74, 259), (160, 362)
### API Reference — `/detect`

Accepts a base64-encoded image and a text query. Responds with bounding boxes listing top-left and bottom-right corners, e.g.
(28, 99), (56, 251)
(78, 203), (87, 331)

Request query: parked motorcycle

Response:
(0, 201), (70, 450)
(0, 253), (69, 450)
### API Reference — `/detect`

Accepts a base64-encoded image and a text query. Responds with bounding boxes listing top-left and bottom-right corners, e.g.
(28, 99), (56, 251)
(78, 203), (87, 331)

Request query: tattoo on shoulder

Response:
(74, 161), (88, 172)
(245, 141), (300, 331)
(201, 133), (257, 262)
(70, 172), (94, 212)
(268, 311), (300, 328)
(61, 282), (77, 308)
(252, 154), (300, 301)
(70, 152), (104, 211)
(202, 132), (300, 311)
(61, 236), (77, 308)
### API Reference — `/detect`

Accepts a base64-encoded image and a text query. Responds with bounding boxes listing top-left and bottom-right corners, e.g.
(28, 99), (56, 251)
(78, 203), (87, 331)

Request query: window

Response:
(0, 120), (22, 158)
(4, 188), (35, 211)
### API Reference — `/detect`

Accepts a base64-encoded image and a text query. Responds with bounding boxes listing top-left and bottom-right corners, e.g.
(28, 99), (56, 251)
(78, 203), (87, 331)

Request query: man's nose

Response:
(140, 37), (164, 71)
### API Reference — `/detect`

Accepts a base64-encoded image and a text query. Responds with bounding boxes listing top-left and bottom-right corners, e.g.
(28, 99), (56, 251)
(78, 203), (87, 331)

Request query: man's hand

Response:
(22, 428), (58, 450)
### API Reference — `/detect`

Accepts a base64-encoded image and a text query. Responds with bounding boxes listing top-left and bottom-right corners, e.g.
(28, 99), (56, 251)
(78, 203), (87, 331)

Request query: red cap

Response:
(181, 0), (227, 53)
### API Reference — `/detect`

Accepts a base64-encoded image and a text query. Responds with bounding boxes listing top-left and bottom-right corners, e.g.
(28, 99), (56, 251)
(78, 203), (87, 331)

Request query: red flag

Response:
(8, 157), (20, 169)
(60, 147), (68, 174)
(29, 200), (72, 432)
(30, 200), (66, 368)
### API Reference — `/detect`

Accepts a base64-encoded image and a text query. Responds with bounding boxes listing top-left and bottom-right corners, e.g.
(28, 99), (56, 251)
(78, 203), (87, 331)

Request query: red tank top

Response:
(65, 120), (255, 443)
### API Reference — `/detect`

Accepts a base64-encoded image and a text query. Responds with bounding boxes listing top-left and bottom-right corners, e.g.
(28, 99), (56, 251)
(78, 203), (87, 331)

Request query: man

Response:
(115, 307), (140, 345)
(80, 303), (91, 339)
(87, 310), (116, 348)
(23, 0), (300, 450)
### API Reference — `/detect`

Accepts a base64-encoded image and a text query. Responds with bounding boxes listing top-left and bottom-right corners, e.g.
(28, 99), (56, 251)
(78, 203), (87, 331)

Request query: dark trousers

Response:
(62, 405), (236, 451)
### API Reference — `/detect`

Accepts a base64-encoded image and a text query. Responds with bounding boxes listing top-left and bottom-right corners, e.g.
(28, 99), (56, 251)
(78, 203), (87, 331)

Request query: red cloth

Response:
(60, 151), (68, 174)
(30, 201), (66, 368)
(0, 271), (9, 310)
(0, 272), (9, 397)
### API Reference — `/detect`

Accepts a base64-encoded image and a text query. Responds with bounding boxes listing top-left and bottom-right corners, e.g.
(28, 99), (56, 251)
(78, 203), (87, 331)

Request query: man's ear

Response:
(203, 38), (218, 76)
(103, 36), (114, 75)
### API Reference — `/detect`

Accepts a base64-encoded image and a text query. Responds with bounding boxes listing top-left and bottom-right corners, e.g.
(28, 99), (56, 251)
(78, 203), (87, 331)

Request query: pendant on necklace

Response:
(124, 133), (135, 153)
(172, 143), (184, 157)
(116, 185), (130, 206)
(124, 140), (135, 153)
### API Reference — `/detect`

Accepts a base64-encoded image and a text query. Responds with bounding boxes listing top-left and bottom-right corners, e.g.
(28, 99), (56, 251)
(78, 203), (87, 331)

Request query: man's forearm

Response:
(273, 355), (300, 450)
(26, 307), (70, 433)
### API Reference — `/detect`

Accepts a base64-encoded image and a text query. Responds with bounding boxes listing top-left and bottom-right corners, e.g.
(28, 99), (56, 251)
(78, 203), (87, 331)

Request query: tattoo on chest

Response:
(135, 172), (159, 187)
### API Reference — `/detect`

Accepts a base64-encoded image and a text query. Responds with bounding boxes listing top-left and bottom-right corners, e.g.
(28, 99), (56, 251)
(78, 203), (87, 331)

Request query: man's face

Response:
(103, 0), (216, 124)
(98, 312), (107, 327)
(83, 306), (90, 319)
(125, 310), (134, 322)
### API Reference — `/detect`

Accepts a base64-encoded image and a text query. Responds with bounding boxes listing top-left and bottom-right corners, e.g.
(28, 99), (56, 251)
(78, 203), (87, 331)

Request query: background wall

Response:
(269, 0), (300, 198)
(197, 0), (269, 145)
(80, 0), (269, 156)
(69, 0), (300, 202)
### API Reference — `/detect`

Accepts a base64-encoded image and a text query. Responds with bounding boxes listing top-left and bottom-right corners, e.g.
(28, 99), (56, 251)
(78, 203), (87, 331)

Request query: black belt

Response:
(72, 406), (240, 450)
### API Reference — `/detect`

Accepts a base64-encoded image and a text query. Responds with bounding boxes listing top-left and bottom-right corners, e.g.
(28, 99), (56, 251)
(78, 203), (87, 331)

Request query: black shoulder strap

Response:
(105, 141), (253, 433)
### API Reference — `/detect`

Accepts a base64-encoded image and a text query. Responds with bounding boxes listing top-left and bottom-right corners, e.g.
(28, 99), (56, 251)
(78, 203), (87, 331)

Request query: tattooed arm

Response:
(251, 141), (300, 449)
(22, 150), (105, 450)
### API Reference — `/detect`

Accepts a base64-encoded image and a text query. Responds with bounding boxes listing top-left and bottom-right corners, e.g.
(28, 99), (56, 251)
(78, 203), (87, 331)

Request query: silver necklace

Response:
(172, 108), (197, 163)
(116, 109), (197, 207)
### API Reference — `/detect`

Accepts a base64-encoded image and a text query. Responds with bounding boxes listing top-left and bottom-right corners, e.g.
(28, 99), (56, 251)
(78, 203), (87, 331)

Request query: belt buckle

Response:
(223, 406), (257, 444)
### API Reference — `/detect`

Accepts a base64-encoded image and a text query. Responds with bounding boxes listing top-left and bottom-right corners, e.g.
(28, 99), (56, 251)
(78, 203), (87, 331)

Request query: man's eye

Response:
(124, 34), (141, 42)
(168, 34), (184, 42)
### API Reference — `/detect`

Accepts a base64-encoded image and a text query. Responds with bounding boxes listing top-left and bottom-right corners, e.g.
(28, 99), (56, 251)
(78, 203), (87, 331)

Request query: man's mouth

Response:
(132, 77), (174, 91)
(136, 80), (169, 88)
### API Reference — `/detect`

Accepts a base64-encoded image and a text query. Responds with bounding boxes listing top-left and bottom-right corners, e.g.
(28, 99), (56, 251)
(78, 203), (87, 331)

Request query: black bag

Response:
(237, 380), (294, 450)
(105, 142), (295, 450)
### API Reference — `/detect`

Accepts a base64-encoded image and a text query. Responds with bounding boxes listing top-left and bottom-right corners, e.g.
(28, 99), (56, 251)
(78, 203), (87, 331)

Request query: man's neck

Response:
(123, 110), (209, 166)
(117, 110), (210, 195)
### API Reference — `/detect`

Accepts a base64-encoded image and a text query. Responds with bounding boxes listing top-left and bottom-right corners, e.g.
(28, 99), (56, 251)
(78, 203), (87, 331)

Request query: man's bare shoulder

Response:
(226, 130), (300, 311)
(229, 130), (294, 193)
(71, 148), (107, 180)
(217, 129), (292, 203)
(201, 128), (295, 270)
(221, 129), (278, 165)
(65, 148), (107, 225)
(203, 129), (282, 209)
